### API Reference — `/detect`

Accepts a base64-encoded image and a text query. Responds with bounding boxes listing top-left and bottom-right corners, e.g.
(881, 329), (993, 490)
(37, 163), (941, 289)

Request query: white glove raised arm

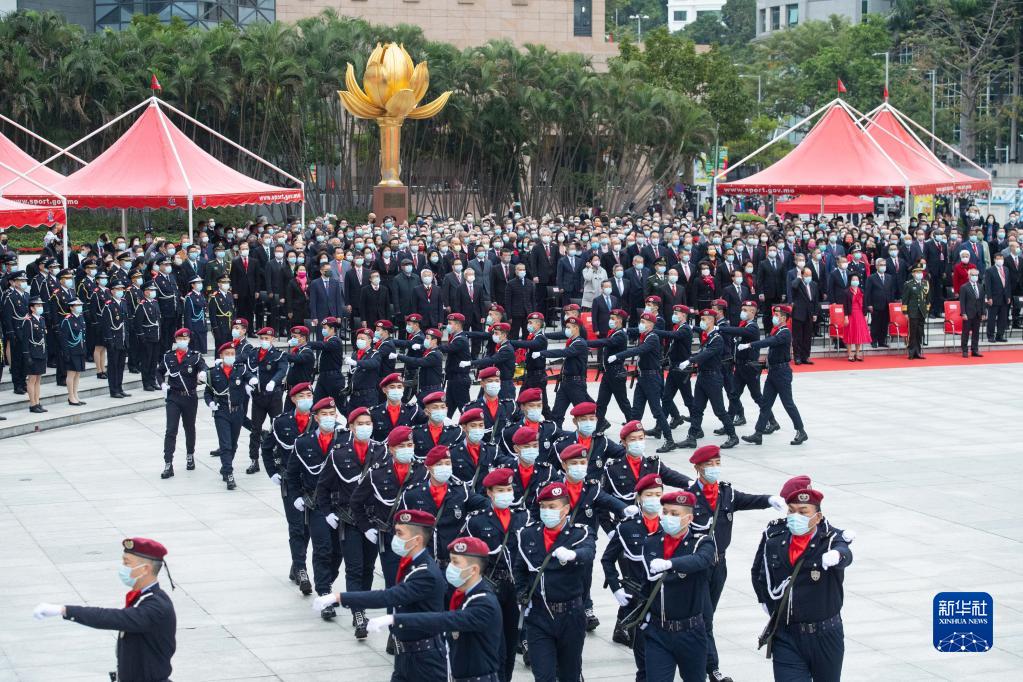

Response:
(411, 344), (422, 351)
(344, 357), (358, 366)
(768, 495), (786, 512)
(531, 352), (542, 359)
(607, 354), (618, 363)
(32, 603), (64, 620)
(821, 549), (841, 569)
(248, 377), (258, 387)
(367, 615), (394, 632)
(389, 353), (398, 360)
(737, 343), (751, 352)
(458, 360), (471, 368)
(678, 360), (690, 371)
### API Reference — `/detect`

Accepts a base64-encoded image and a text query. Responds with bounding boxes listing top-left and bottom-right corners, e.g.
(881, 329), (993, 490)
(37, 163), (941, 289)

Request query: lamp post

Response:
(629, 14), (650, 41)
(926, 69), (937, 152)
(873, 51), (890, 96)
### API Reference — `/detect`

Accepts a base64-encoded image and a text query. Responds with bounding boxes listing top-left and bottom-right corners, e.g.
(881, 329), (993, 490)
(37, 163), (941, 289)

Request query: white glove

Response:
(531, 352), (541, 359)
(161, 382), (169, 393)
(344, 357), (357, 366)
(623, 505), (639, 518)
(761, 603), (770, 615)
(768, 495), (786, 512)
(367, 615), (394, 633)
(737, 343), (751, 351)
(364, 529), (378, 544)
(293, 497), (305, 512)
(198, 370), (207, 383)
(606, 354), (618, 363)
(552, 547), (576, 562)
(649, 558), (672, 574)
(459, 360), (471, 368)
(265, 380), (275, 392)
(32, 603), (63, 620)
(678, 360), (690, 371)
(325, 513), (339, 529)
(270, 473), (281, 486)
(821, 549), (841, 569)
(208, 402), (218, 412)
(389, 353), (398, 360)
(248, 377), (258, 387)
(245, 385), (253, 396)
(411, 343), (422, 351)
(312, 594), (338, 611)
(842, 529), (856, 543)
(613, 589), (632, 607)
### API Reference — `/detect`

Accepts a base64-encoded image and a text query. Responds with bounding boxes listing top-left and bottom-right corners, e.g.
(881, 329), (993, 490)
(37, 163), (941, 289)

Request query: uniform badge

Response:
(452, 632), (460, 640)
(797, 493), (810, 503)
(235, 379), (241, 385)
(187, 366), (193, 374)
(399, 512), (412, 523)
(453, 541), (467, 553)
(264, 364), (271, 370)
(454, 508), (462, 520)
(596, 460), (604, 468)
(585, 508), (593, 518)
(810, 569), (821, 582)
(727, 512), (733, 521)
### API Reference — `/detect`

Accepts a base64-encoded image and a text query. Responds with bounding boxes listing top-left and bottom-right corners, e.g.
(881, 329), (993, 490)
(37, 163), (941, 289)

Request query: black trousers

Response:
(446, 375), (471, 417)
(987, 303), (1008, 340)
(163, 391), (198, 462)
(549, 376), (593, 427)
(755, 366), (803, 431)
(634, 372), (672, 439)
(962, 315), (982, 352)
(140, 340), (161, 388)
(214, 406), (245, 475)
(596, 373), (631, 424)
(663, 368), (693, 420)
(791, 317), (814, 360)
(727, 365), (764, 420)
(525, 607), (586, 682)
(309, 510), (341, 595)
(688, 375), (734, 438)
(212, 325), (231, 352)
(107, 346), (126, 395)
(127, 330), (141, 372)
(494, 579), (519, 682)
(248, 392), (282, 460)
(908, 316), (924, 356)
(339, 522), (377, 599)
(279, 482), (309, 568)
(314, 370), (345, 405)
(8, 335), (27, 391)
(50, 327), (66, 383)
(869, 308), (889, 346)
(704, 557), (728, 673)
(771, 621), (844, 682)
(521, 372), (550, 417)
(645, 622), (708, 682)
(509, 315), (527, 340)
(160, 317), (177, 351)
(236, 298), (254, 334)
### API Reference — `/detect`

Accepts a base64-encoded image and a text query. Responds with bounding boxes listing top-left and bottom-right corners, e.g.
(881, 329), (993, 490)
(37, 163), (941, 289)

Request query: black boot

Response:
(713, 427), (727, 436)
(160, 463), (174, 479)
(668, 415), (687, 429)
(709, 670), (734, 682)
(741, 432), (763, 445)
(597, 418), (612, 433)
(185, 453), (195, 471)
(764, 420), (781, 434)
(225, 474), (237, 490)
(720, 435), (739, 449)
(791, 430), (808, 445)
(353, 610), (368, 640)
(646, 429), (661, 439)
(656, 439), (678, 453)
(612, 621), (633, 646)
(289, 566), (299, 583)
(297, 568), (312, 595)
(585, 607), (599, 631)
(245, 460), (260, 475)
(320, 602), (336, 621)
(732, 415), (747, 426)
(677, 435), (699, 448)
(209, 449), (220, 457)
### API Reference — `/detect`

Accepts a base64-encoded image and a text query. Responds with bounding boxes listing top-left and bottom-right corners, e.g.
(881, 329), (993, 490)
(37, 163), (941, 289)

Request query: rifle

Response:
(483, 523), (515, 590)
(621, 573), (666, 632)
(757, 553), (809, 658)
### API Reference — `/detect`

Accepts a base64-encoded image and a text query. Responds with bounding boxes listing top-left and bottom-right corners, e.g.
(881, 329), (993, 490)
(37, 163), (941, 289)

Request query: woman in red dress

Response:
(842, 275), (871, 361)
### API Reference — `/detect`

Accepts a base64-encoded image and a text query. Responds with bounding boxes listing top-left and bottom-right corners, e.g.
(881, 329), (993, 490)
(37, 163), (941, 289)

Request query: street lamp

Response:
(873, 51), (890, 96)
(925, 69), (937, 152)
(629, 14), (650, 41)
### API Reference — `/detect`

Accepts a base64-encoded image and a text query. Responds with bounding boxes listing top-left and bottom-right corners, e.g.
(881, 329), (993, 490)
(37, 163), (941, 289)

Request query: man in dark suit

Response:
(676, 253), (696, 294)
(884, 245), (907, 299)
(983, 253), (1011, 342)
(756, 245), (787, 328)
(590, 279), (617, 338)
(412, 269), (446, 330)
(555, 242), (585, 306)
(924, 235), (948, 318)
(715, 250), (740, 292)
(391, 259), (421, 334)
(359, 271), (391, 329)
(1004, 242), (1023, 329)
(959, 266), (985, 357)
(864, 258), (897, 348)
(491, 250), (514, 315)
(506, 262), (536, 340)
(623, 255), (648, 319)
(528, 232), (558, 317)
(721, 269), (751, 326)
(266, 246), (292, 335)
(827, 262), (851, 313)
(230, 244), (261, 335)
(789, 266), (819, 364)
(344, 257), (370, 329)
(457, 269), (490, 356)
(661, 268), (688, 309)
(601, 241), (626, 275)
(309, 260), (346, 337)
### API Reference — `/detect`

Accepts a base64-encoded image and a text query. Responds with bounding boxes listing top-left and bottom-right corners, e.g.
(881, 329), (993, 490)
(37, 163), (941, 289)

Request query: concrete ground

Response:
(1, 362), (1022, 681)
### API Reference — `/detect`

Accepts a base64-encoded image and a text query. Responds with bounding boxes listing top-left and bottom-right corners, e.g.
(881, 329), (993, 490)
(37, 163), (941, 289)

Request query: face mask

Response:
(518, 447), (539, 465)
(671, 313), (681, 324)
(356, 338), (369, 350)
(969, 275), (979, 283)
(462, 426), (485, 444)
(223, 355), (236, 366)
(319, 416), (336, 432)
(72, 305), (83, 315)
(370, 278), (380, 287)
(913, 272), (924, 281)
(626, 439), (645, 457)
(174, 340), (189, 351)
(493, 491), (514, 509)
(391, 534), (412, 557)
(803, 276), (813, 285)
(114, 290), (126, 300)
(786, 512), (813, 536)
(525, 407), (542, 422)
(260, 339), (272, 350)
(354, 424), (374, 441)
(424, 408), (444, 424)
(702, 466), (721, 483)
(394, 446), (415, 463)
(539, 508), (563, 529)
(445, 562), (469, 588)
(577, 419), (597, 436)
(386, 387), (403, 402)
(422, 275), (433, 285)
(118, 564), (139, 587)
(432, 465), (453, 484)
(483, 381), (501, 397)
(660, 514), (682, 536)
(699, 320), (708, 330)
(641, 498), (662, 516)
(145, 291), (157, 300)
(296, 398), (313, 412)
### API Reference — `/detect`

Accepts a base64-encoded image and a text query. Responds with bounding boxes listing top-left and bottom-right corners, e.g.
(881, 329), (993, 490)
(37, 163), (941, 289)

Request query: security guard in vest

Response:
(261, 382), (317, 597)
(397, 327), (444, 400)
(370, 373), (424, 442)
(513, 481), (597, 682)
(135, 282), (163, 392)
(509, 311), (550, 416)
(307, 316), (346, 405)
(244, 326), (288, 475)
(102, 283), (131, 399)
(653, 304), (694, 429)
(204, 342), (253, 490)
(609, 311), (678, 452)
(686, 445), (786, 682)
(716, 300), (766, 431)
(638, 490), (715, 682)
(472, 321), (516, 399)
(283, 324), (317, 389)
(537, 316), (593, 428)
(158, 328), (208, 480)
(677, 309), (738, 450)
(585, 308), (631, 433)
(751, 486), (853, 682)
(740, 305), (808, 446)
(463, 468), (529, 682)
(313, 509), (448, 682)
(439, 312), (472, 417)
(463, 367), (518, 446)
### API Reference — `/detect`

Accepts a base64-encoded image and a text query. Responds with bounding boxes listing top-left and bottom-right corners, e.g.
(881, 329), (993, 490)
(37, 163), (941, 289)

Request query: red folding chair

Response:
(888, 302), (908, 348)
(828, 304), (846, 353)
(944, 300), (962, 347)
(579, 311), (597, 340)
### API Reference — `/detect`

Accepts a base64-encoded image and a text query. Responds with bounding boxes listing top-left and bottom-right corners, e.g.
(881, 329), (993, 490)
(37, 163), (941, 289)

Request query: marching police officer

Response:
(552, 401), (624, 483)
(103, 283), (131, 399)
(392, 312), (425, 400)
(314, 509), (447, 682)
(447, 406), (507, 491)
(498, 388), (563, 466)
(373, 319), (398, 381)
(33, 537), (177, 682)
(261, 382), (317, 597)
(473, 321), (516, 399)
(439, 312), (472, 416)
(464, 367), (518, 445)
(345, 327), (383, 411)
(204, 342), (253, 490)
(411, 391), (462, 460)
(513, 482), (597, 682)
(244, 327), (288, 475)
(509, 311), (550, 416)
(717, 300), (766, 430)
(678, 309), (738, 450)
(307, 316), (346, 404)
(397, 327), (444, 399)
(603, 420), (692, 510)
(283, 324), (317, 388)
(585, 308), (631, 433)
(505, 425), (555, 518)
(537, 316), (593, 428)
(135, 282), (163, 391)
(158, 328), (208, 479)
(751, 486), (853, 682)
(654, 304), (694, 430)
(740, 305), (808, 446)
(370, 373), (424, 441)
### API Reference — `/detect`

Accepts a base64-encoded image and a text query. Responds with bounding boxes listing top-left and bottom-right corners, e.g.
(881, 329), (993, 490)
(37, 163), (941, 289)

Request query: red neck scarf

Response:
(429, 423), (444, 444)
(643, 514), (660, 534)
(543, 525), (562, 551)
(175, 350), (186, 364)
(466, 442), (480, 465)
(627, 454), (641, 481)
(664, 530), (687, 559)
(124, 589), (141, 607)
(518, 463), (533, 490)
(353, 439), (369, 466)
(789, 531), (813, 565)
(702, 481), (719, 510)
(566, 480), (583, 508)
(223, 365), (232, 379)
(485, 397), (499, 419)
(317, 431), (332, 454)
(429, 482), (447, 509)
(396, 555), (413, 583)
(494, 506), (511, 531)
(394, 461), (409, 484)
(295, 411), (310, 433)
(449, 588), (467, 611)
(387, 402), (402, 425)
(258, 348), (267, 361)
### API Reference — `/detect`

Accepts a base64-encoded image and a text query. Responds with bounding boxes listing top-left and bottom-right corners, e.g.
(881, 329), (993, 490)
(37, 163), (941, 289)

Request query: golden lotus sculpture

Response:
(338, 43), (452, 188)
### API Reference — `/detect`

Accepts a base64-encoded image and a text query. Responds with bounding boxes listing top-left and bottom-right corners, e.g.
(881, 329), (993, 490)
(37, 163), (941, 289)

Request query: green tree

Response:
(721, 0), (756, 43)
(681, 13), (727, 44)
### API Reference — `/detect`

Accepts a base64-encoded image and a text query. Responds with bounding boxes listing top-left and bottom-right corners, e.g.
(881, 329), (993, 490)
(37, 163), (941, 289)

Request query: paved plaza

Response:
(1, 362), (1022, 681)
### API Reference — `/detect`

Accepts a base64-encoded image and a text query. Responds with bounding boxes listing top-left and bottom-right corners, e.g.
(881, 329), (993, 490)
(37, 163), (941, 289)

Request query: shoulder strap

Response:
(758, 553), (809, 658)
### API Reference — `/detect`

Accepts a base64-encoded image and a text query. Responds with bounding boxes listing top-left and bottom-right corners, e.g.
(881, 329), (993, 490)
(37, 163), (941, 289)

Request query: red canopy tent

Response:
(0, 196), (64, 228)
(776, 194), (873, 214)
(0, 130), (67, 198)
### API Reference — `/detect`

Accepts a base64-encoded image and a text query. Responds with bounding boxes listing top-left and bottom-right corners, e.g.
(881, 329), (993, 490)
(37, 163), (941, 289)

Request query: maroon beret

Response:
(785, 487), (823, 506)
(393, 509), (435, 528)
(312, 397), (336, 413)
(774, 304), (792, 314)
(405, 313), (423, 323)
(620, 420), (644, 440)
(234, 318), (249, 328)
(122, 537), (167, 561)
(526, 312), (544, 320)
(459, 408), (485, 425)
(321, 316), (339, 327)
(711, 298), (728, 308)
(673, 304), (690, 313)
(559, 443), (588, 461)
(564, 316), (580, 326)
(447, 312), (466, 322)
(482, 467), (514, 488)
(660, 490), (697, 507)
(741, 300), (758, 308)
(490, 304), (506, 313)
(517, 387), (542, 404)
(563, 304), (581, 312)
(478, 366), (499, 380)
(645, 295), (661, 305)
(173, 327), (190, 338)
(289, 382), (312, 397)
(699, 308), (715, 317)
(376, 319), (394, 330)
(355, 327), (373, 336)
(689, 444), (721, 465)
(425, 328), (443, 339)
(492, 322), (511, 332)
(635, 473), (664, 493)
(387, 425), (414, 446)
(570, 402), (597, 417)
(537, 482), (570, 502)
(640, 312), (656, 323)
(422, 391), (446, 406)
(217, 342), (235, 356)
(347, 406), (370, 423)
(447, 536), (490, 558)
(425, 445), (450, 466)
(290, 325), (310, 336)
(256, 326), (275, 336)
(780, 475), (812, 499)
(512, 426), (539, 445)
(379, 372), (404, 389)
(610, 309), (629, 320)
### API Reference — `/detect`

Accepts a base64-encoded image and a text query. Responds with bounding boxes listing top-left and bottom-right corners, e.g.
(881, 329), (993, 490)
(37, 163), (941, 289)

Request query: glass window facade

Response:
(95, 0), (275, 31)
(573, 0), (592, 37)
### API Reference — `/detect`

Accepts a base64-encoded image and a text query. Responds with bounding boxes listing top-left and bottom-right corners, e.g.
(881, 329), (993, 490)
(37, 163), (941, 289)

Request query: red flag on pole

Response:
(150, 74), (162, 93)
(883, 85), (889, 100)
(837, 79), (847, 94)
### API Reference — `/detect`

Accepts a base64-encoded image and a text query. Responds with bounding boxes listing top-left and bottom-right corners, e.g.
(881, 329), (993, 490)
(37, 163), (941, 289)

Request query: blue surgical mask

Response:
(288, 337), (300, 347)
(739, 311), (749, 321)
(484, 382), (501, 397)
(671, 313), (681, 323)
(319, 416), (336, 432)
(356, 338), (369, 350)
(406, 323), (414, 334)
(445, 563), (468, 588)
(296, 398), (313, 412)
(539, 508), (563, 529)
(231, 329), (242, 339)
(386, 388), (403, 402)
(702, 466), (721, 484)
(467, 427), (485, 444)
(493, 491), (514, 509)
(260, 339), (272, 350)
(518, 447), (539, 465)
(772, 315), (780, 326)
(223, 355), (236, 366)
(429, 409), (445, 424)
(699, 320), (708, 330)
(174, 340), (189, 351)
(118, 564), (138, 587)
(660, 514), (682, 536)
(626, 439), (646, 457)
(641, 499), (662, 516)
(567, 463), (587, 481)
(354, 424), (373, 441)
(113, 290), (124, 300)
(432, 465), (453, 483)
(391, 534), (412, 557)
(786, 513), (813, 536)
(577, 420), (596, 436)
(525, 407), (542, 422)
(394, 446), (415, 463)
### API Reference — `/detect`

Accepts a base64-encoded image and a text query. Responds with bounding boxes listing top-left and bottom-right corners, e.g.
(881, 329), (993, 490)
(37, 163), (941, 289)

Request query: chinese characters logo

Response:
(933, 592), (993, 653)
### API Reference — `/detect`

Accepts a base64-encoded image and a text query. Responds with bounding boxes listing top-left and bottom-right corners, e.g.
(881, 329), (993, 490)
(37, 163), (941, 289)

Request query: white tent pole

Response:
(888, 105), (991, 179)
(836, 100), (909, 185)
(0, 158), (69, 265)
(905, 184), (912, 228)
(853, 103), (884, 125)
(62, 198), (69, 268)
(0, 113), (89, 166)
(300, 181), (305, 225)
(715, 98), (839, 181)
(851, 102), (955, 179)
(820, 195), (825, 215)
(153, 101), (195, 243)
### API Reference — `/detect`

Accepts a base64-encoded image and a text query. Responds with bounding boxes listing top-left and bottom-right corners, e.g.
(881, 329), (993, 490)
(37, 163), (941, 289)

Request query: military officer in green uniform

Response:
(903, 265), (930, 360)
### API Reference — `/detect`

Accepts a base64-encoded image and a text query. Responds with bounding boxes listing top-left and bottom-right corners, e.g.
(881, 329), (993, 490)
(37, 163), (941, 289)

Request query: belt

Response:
(353, 387), (377, 395)
(562, 375), (584, 383)
(654, 613), (704, 632)
(787, 614), (842, 634)
(453, 674), (501, 682)
(639, 369), (662, 376)
(394, 635), (442, 654)
(169, 388), (196, 397)
(420, 384), (442, 393)
(545, 596), (583, 614)
(769, 361), (791, 368)
(525, 371), (547, 379)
